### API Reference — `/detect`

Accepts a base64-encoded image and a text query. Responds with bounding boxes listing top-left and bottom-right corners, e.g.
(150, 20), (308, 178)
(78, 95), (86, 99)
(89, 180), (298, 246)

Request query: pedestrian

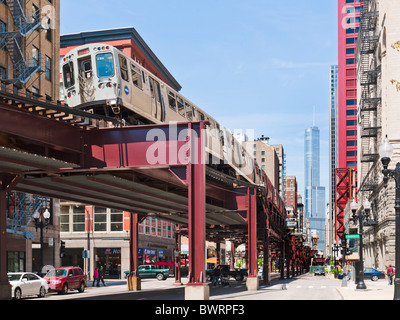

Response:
(93, 267), (99, 287)
(211, 265), (221, 287)
(387, 264), (394, 285)
(99, 266), (107, 286)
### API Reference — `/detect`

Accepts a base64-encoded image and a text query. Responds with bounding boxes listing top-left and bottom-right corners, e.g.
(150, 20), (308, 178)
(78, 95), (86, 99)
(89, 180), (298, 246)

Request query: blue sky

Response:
(61, 0), (338, 200)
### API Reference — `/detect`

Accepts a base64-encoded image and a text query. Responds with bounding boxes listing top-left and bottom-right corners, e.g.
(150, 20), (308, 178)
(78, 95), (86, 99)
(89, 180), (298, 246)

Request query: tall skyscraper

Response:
(329, 65), (338, 251)
(304, 126), (326, 250)
(338, 0), (363, 169)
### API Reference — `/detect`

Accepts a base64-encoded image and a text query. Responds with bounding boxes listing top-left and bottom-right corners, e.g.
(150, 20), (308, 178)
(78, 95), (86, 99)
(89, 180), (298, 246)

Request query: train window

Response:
(131, 64), (143, 89)
(168, 91), (177, 111)
(198, 111), (205, 121)
(80, 59), (92, 79)
(63, 62), (75, 88)
(96, 53), (114, 78)
(185, 103), (193, 121)
(177, 96), (185, 116)
(119, 55), (129, 82)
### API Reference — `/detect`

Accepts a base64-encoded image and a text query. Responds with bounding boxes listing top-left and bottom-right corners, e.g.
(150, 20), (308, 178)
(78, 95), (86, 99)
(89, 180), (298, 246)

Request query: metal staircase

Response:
(0, 0), (44, 84)
(6, 191), (49, 240)
(358, 0), (380, 192)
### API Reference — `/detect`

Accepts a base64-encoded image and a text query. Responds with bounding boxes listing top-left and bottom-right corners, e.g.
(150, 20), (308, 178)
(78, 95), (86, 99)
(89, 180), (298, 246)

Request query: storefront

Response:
(96, 248), (121, 279)
(138, 248), (173, 265)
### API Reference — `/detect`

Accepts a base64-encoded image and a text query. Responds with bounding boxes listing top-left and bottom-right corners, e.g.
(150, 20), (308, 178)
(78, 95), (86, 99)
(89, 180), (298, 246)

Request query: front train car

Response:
(62, 43), (120, 114)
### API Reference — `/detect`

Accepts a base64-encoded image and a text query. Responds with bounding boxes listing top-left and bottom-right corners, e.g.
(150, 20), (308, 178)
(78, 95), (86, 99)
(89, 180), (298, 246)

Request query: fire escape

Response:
(1, 1), (48, 238)
(0, 0), (44, 85)
(358, 0), (380, 193)
(6, 192), (50, 239)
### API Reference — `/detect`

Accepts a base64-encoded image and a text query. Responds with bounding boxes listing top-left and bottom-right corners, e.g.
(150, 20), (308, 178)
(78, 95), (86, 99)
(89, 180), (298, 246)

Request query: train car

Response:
(61, 43), (256, 184)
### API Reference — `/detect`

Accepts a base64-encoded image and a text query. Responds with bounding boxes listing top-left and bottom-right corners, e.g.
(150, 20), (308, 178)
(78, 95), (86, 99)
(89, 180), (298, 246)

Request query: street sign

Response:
(346, 234), (360, 239)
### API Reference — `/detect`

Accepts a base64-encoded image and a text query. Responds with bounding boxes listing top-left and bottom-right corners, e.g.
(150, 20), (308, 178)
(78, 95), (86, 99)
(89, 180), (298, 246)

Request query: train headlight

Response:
(106, 82), (112, 88)
(99, 83), (105, 89)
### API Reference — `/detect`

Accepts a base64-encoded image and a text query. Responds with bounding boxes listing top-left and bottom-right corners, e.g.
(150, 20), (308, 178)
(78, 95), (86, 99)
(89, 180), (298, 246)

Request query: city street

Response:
(29, 274), (345, 301)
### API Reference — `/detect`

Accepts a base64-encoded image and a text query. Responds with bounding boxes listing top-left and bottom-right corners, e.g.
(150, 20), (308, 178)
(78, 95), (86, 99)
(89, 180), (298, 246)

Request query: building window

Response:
(347, 161), (356, 167)
(60, 206), (70, 232)
(32, 46), (39, 67)
(73, 205), (85, 232)
(347, 151), (357, 157)
(45, 55), (51, 81)
(347, 140), (357, 147)
(346, 120), (357, 126)
(110, 209), (123, 232)
(0, 66), (6, 80)
(346, 109), (357, 116)
(347, 130), (357, 136)
(94, 207), (107, 232)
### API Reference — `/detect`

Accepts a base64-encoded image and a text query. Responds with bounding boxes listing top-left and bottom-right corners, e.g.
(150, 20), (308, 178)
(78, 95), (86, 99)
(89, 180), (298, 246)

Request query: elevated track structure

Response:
(0, 83), (311, 299)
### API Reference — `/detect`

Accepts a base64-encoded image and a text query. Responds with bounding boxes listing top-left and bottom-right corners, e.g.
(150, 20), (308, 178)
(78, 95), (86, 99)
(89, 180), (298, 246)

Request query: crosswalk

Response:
(262, 284), (328, 290)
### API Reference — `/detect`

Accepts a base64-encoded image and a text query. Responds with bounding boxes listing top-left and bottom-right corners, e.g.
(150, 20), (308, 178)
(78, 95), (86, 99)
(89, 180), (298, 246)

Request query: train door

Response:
(149, 77), (163, 121)
(78, 57), (95, 104)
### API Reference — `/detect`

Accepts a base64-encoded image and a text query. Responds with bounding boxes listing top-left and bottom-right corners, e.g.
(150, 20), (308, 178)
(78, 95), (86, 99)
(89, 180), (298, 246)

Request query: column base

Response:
(0, 283), (11, 300)
(246, 276), (259, 291)
(127, 276), (141, 291)
(185, 284), (209, 300)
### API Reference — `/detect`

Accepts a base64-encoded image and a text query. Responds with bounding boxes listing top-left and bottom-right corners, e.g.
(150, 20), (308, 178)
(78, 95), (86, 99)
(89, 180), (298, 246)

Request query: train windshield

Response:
(96, 53), (114, 78)
(63, 62), (75, 88)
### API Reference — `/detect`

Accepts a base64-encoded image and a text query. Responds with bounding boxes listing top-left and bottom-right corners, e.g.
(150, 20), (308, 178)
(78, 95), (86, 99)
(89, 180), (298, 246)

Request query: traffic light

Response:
(60, 240), (66, 257)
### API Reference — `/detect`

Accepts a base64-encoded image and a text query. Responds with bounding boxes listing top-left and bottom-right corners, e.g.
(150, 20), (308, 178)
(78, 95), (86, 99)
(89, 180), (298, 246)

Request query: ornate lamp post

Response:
(379, 135), (400, 300)
(32, 208), (51, 273)
(350, 199), (367, 290)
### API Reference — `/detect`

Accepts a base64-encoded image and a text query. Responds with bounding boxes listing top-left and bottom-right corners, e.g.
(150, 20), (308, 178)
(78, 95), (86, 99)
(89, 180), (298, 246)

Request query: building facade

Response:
(245, 136), (280, 193)
(59, 202), (176, 279)
(284, 176), (298, 212)
(355, 0), (400, 270)
(338, 0), (363, 169)
(0, 0), (61, 275)
(304, 126), (326, 250)
(0, 0), (60, 99)
(328, 65), (338, 255)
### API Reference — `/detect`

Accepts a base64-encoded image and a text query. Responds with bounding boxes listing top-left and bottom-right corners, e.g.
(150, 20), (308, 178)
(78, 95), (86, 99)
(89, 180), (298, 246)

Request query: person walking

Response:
(99, 266), (107, 286)
(211, 265), (222, 287)
(92, 267), (99, 287)
(387, 265), (394, 285)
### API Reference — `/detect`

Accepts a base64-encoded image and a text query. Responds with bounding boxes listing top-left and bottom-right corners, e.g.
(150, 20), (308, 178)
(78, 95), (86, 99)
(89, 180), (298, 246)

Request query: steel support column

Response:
(246, 188), (259, 290)
(262, 228), (270, 284)
(185, 122), (208, 300)
(127, 213), (141, 291)
(0, 176), (12, 299)
(174, 226), (182, 286)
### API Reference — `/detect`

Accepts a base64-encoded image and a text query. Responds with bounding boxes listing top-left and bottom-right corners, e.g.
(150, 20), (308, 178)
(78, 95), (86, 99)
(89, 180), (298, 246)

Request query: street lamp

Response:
(379, 135), (400, 300)
(33, 208), (51, 274)
(350, 199), (367, 290)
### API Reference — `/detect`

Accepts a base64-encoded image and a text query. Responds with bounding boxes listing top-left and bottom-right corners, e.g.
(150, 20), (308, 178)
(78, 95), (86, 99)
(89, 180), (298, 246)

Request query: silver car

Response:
(8, 272), (49, 300)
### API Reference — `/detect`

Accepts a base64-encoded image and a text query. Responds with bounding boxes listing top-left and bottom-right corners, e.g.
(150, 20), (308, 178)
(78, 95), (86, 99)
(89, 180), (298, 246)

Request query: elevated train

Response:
(61, 43), (285, 214)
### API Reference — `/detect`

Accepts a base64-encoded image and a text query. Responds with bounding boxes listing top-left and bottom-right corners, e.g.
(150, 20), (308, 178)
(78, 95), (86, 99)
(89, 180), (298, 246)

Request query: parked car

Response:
(314, 267), (326, 276)
(206, 265), (248, 282)
(125, 265), (172, 280)
(338, 267), (385, 281)
(8, 272), (48, 300)
(44, 267), (86, 294)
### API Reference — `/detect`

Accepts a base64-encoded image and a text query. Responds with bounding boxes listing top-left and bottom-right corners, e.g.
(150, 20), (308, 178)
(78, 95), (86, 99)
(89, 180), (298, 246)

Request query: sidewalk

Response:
(333, 275), (394, 300)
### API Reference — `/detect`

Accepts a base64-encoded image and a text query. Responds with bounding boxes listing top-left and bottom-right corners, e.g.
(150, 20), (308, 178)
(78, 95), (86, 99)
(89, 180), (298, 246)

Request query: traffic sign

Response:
(346, 234), (360, 239)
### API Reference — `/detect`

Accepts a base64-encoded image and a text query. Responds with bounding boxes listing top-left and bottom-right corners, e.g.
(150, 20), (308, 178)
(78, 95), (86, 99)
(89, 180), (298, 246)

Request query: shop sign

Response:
(144, 248), (156, 255)
(103, 248), (121, 255)
(158, 250), (164, 258)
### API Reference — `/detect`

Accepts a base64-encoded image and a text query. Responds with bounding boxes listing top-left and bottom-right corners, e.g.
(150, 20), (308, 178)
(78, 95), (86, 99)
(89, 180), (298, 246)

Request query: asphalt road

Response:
(28, 273), (341, 301)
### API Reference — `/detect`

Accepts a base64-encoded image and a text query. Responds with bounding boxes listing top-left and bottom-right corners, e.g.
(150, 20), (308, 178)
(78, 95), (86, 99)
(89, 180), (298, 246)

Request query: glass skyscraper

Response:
(304, 126), (326, 250)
